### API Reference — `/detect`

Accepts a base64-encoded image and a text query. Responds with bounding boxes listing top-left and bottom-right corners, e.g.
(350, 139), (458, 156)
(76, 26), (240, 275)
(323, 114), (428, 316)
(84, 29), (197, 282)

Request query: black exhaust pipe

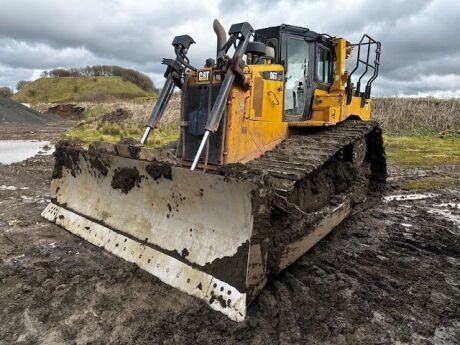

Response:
(213, 19), (227, 59)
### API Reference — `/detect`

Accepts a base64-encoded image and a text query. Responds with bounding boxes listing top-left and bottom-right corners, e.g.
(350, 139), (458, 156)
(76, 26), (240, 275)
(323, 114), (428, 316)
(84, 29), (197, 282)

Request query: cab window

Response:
(317, 46), (332, 84)
(284, 38), (309, 115)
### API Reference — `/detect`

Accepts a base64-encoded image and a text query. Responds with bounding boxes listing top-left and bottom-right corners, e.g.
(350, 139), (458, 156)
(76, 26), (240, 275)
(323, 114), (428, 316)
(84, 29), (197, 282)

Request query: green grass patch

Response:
(384, 135), (460, 167)
(82, 104), (114, 118)
(65, 121), (179, 148)
(400, 176), (457, 191)
(13, 76), (157, 103)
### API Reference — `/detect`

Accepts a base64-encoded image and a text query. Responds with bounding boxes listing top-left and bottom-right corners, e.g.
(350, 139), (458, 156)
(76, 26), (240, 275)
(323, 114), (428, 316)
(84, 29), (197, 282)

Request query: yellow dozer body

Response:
(43, 20), (386, 321)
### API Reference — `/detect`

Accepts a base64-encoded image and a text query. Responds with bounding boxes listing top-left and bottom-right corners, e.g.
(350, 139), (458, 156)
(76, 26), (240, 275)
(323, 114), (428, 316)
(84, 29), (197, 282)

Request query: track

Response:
(248, 120), (386, 191)
(221, 120), (386, 191)
(217, 120), (387, 276)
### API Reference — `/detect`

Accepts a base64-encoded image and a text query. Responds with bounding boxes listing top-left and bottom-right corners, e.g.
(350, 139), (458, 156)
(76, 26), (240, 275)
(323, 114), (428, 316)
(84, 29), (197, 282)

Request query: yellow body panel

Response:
(300, 38), (372, 126)
(216, 38), (372, 164)
(223, 65), (288, 164)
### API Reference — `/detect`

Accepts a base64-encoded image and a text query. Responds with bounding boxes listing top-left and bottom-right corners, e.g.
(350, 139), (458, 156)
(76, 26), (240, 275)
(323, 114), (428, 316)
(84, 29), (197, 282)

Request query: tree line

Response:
(1, 65), (156, 98)
(0, 81), (32, 97)
(39, 65), (156, 92)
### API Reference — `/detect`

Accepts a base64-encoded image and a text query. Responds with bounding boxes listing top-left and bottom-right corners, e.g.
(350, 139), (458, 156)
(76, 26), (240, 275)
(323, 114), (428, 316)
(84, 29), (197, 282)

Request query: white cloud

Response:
(0, 0), (458, 96)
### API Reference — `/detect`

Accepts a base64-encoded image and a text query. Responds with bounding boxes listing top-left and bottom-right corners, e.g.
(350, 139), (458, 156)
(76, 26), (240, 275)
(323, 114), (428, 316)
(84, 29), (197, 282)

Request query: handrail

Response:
(346, 34), (381, 106)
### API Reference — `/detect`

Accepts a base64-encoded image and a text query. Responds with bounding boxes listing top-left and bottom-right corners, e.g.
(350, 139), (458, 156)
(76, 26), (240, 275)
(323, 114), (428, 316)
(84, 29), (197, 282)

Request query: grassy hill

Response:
(13, 76), (157, 103)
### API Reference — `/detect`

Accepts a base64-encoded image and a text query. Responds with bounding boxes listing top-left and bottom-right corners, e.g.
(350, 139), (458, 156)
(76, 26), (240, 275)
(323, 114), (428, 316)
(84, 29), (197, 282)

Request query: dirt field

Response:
(1, 125), (459, 345)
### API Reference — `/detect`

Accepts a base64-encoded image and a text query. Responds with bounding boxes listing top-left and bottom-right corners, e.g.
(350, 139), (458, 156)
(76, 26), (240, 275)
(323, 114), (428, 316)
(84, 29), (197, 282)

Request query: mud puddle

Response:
(0, 140), (53, 164)
(428, 202), (460, 233)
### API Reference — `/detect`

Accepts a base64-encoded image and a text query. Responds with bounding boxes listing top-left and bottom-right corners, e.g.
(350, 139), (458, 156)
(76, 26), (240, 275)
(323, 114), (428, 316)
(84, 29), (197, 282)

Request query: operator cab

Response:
(255, 25), (334, 122)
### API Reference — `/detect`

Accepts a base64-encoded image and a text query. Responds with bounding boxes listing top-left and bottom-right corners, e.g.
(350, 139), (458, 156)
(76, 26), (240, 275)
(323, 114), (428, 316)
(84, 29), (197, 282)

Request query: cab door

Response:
(283, 36), (313, 121)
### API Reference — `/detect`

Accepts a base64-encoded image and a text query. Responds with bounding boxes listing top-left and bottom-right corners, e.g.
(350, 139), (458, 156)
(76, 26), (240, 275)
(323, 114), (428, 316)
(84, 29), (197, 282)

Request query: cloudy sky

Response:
(0, 0), (459, 97)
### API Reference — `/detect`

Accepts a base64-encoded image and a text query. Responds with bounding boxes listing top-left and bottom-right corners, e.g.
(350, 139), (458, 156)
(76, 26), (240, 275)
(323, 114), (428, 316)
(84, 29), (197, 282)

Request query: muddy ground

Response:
(1, 125), (459, 345)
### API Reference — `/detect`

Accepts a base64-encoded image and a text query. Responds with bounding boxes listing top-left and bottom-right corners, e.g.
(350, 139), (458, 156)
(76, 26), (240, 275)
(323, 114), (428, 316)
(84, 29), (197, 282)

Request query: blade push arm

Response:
(141, 35), (196, 145)
(191, 22), (254, 170)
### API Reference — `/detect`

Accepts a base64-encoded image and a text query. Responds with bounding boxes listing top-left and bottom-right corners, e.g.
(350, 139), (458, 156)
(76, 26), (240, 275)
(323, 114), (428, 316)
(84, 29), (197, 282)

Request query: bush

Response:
(16, 80), (31, 91)
(101, 123), (122, 136)
(0, 86), (13, 98)
(373, 97), (460, 136)
(27, 89), (37, 97)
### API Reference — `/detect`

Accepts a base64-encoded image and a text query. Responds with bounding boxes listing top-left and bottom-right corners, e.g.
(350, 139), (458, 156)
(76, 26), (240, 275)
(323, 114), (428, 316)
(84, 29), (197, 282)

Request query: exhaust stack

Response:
(213, 19), (227, 60)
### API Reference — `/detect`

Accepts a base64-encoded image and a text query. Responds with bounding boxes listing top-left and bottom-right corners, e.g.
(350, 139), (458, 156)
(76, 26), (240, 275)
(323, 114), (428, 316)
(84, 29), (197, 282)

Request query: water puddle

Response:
(384, 193), (437, 202)
(427, 203), (460, 233)
(401, 223), (413, 228)
(0, 140), (54, 164)
(0, 185), (29, 191)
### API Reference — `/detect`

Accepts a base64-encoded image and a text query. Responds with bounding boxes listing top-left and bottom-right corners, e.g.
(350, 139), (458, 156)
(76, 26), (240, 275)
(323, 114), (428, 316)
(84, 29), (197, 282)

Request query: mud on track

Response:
(1, 128), (460, 344)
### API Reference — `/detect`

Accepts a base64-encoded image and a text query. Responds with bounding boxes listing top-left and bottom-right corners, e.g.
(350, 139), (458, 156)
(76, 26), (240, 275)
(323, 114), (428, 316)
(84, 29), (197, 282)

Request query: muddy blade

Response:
(41, 143), (259, 321)
(42, 122), (387, 321)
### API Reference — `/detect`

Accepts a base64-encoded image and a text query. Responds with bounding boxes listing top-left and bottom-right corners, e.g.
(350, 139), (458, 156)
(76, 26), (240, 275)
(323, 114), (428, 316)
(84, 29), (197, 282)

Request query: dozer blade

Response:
(42, 141), (262, 321)
(42, 121), (386, 321)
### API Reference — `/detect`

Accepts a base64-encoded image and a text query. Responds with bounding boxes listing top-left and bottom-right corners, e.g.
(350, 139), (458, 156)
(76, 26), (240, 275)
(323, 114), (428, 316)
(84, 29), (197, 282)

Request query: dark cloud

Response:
(0, 0), (458, 96)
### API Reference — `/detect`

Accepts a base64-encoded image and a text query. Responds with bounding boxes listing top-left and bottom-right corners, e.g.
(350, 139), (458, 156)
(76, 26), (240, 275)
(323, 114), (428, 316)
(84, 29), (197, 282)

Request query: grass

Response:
(399, 176), (458, 191)
(65, 121), (179, 148)
(385, 134), (460, 191)
(13, 76), (156, 103)
(384, 135), (460, 167)
(61, 94), (181, 147)
(372, 98), (460, 191)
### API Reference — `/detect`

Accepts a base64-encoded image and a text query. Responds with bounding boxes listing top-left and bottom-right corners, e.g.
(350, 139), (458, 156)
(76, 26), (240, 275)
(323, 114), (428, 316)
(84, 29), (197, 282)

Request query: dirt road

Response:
(1, 126), (459, 344)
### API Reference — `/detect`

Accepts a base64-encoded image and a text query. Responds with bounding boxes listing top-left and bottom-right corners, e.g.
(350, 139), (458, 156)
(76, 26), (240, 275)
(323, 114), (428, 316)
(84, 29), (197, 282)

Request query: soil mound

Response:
(47, 104), (85, 120)
(101, 108), (132, 123)
(0, 98), (62, 125)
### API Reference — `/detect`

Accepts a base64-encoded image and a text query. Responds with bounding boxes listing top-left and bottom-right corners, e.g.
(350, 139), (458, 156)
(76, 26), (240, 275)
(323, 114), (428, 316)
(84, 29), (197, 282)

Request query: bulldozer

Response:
(42, 20), (386, 321)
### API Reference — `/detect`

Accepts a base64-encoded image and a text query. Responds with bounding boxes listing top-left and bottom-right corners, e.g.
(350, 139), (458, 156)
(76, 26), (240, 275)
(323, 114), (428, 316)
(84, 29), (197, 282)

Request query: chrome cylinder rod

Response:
(190, 131), (210, 171)
(140, 75), (175, 145)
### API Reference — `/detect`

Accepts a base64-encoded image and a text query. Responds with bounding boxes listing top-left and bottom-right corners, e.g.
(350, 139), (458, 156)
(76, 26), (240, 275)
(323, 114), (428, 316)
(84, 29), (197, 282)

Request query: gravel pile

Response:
(0, 98), (62, 125)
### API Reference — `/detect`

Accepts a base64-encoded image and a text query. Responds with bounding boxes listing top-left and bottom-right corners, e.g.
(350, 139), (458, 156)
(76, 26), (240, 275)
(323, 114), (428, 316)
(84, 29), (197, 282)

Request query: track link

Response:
(218, 120), (387, 279)
(247, 120), (386, 191)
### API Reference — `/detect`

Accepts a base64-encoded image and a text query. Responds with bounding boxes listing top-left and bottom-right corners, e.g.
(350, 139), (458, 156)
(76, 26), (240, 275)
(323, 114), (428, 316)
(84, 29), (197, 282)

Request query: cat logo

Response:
(197, 69), (211, 83)
(269, 72), (278, 80)
(260, 71), (283, 81)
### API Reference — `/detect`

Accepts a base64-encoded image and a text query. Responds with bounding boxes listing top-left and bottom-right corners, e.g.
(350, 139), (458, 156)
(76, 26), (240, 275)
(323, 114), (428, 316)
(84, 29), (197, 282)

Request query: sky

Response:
(0, 0), (459, 97)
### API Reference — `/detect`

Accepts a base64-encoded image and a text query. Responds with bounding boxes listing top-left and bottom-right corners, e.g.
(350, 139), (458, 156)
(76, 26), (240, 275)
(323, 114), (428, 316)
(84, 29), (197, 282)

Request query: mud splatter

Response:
(117, 139), (142, 158)
(202, 241), (250, 293)
(209, 291), (227, 308)
(51, 139), (84, 179)
(128, 146), (142, 158)
(89, 155), (109, 176)
(111, 167), (142, 194)
(146, 161), (172, 180)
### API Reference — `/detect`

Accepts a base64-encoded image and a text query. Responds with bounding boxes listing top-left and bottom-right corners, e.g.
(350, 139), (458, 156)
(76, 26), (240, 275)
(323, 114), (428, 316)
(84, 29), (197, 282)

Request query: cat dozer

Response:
(42, 20), (386, 321)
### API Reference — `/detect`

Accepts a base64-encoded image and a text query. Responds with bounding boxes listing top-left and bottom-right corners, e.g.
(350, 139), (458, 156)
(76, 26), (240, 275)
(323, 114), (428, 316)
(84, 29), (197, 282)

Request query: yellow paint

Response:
(331, 38), (347, 92)
(205, 36), (373, 164)
(293, 37), (372, 127)
(223, 64), (288, 164)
